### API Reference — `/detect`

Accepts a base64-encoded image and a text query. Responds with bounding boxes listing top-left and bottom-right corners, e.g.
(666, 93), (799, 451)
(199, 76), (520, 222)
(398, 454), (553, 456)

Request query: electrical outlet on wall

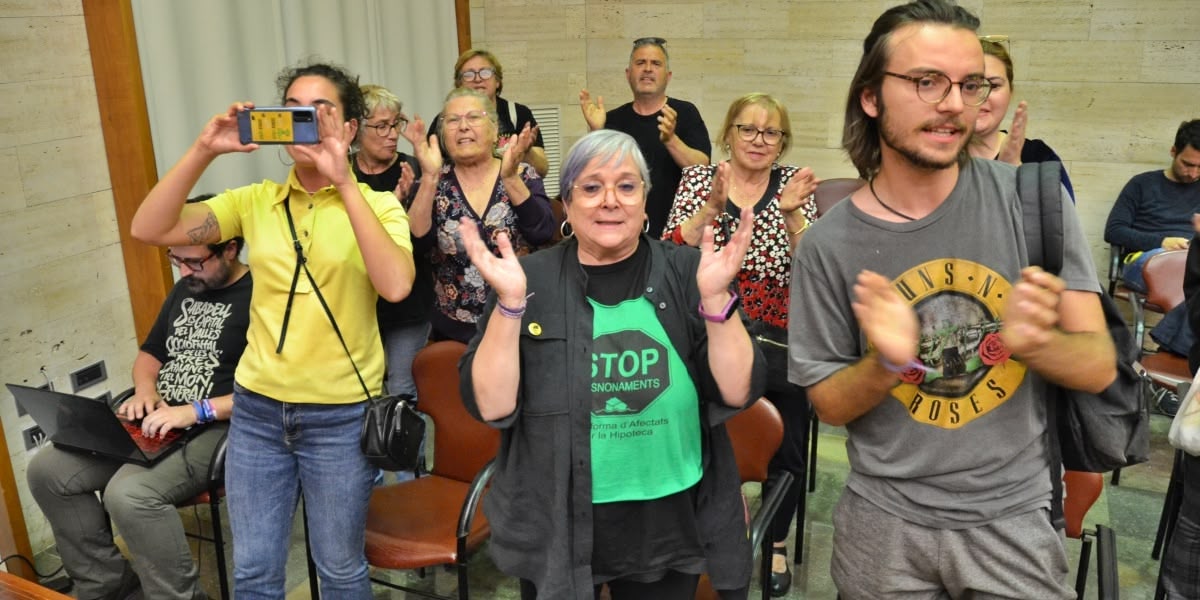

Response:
(71, 361), (107, 391)
(22, 425), (46, 451)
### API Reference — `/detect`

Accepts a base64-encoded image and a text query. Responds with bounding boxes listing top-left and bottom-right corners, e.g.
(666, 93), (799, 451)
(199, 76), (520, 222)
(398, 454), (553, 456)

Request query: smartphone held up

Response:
(237, 107), (319, 145)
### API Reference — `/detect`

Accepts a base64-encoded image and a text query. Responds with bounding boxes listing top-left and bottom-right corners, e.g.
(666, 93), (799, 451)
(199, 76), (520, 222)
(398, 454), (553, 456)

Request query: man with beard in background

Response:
(28, 195), (251, 600)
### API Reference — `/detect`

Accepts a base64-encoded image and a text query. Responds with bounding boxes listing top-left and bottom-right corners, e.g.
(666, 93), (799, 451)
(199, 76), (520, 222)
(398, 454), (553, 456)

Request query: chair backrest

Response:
(813, 178), (865, 217)
(1062, 470), (1104, 539)
(724, 398), (784, 484)
(412, 341), (500, 483)
(1143, 249), (1188, 311)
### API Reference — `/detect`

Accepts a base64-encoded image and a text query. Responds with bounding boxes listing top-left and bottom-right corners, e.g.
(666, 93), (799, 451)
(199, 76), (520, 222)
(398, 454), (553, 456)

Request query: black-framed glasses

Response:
(570, 179), (645, 206)
(166, 250), (216, 271)
(633, 37), (667, 47)
(363, 118), (408, 137)
(883, 71), (992, 106)
(459, 68), (496, 82)
(733, 124), (786, 146)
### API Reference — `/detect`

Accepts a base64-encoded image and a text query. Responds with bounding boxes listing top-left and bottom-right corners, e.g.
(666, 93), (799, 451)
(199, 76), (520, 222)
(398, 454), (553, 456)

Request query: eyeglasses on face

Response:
(166, 249), (216, 271)
(459, 68), (496, 83)
(570, 179), (645, 206)
(883, 71), (992, 107)
(364, 118), (408, 137)
(444, 110), (490, 129)
(733, 124), (786, 146)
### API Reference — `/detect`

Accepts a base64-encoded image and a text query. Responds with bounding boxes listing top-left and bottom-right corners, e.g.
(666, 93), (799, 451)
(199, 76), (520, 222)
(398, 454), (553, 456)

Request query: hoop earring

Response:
(277, 147), (294, 167)
(560, 220), (574, 238)
(643, 219), (650, 234)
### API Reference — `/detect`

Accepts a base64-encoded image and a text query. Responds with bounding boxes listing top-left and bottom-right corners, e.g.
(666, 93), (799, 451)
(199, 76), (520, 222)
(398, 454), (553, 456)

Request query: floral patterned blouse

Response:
(423, 163), (555, 338)
(662, 163), (817, 329)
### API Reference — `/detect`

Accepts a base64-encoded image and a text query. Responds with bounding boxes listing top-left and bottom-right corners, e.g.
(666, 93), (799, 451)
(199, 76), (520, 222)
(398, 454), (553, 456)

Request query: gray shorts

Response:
(831, 489), (1074, 600)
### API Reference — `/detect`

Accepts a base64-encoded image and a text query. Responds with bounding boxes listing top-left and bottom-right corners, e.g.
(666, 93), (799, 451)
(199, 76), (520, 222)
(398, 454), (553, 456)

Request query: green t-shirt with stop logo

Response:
(589, 296), (702, 503)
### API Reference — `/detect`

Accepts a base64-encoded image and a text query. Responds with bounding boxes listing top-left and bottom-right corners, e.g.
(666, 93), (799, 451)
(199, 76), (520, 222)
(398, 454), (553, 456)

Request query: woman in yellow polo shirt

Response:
(131, 61), (414, 599)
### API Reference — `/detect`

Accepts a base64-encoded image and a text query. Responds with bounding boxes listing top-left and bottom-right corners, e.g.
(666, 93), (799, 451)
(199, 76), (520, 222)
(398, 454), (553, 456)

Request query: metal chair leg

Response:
(807, 414), (819, 493)
(209, 494), (230, 600)
(1153, 450), (1185, 560)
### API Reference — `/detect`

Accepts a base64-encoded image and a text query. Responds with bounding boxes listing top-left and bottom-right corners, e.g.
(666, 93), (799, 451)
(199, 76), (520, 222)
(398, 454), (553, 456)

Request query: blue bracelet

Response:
(202, 398), (215, 423)
(193, 401), (206, 423)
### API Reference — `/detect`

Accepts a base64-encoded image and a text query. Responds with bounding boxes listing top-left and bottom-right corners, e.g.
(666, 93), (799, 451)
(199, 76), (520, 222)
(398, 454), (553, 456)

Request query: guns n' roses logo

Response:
(875, 259), (1025, 429)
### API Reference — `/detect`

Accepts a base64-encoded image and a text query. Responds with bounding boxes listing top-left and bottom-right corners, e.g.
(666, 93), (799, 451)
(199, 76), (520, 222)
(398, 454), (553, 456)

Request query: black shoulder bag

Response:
(278, 200), (424, 472)
(1018, 161), (1149, 526)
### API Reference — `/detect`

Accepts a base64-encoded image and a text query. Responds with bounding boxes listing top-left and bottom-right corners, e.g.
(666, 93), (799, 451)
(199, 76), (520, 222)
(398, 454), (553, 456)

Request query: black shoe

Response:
(769, 545), (792, 597)
(1155, 387), (1180, 417)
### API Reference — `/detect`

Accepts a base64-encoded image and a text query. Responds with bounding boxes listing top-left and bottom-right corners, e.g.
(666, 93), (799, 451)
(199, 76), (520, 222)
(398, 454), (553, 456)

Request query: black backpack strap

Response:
(1016, 160), (1069, 531)
(1018, 161), (1065, 274)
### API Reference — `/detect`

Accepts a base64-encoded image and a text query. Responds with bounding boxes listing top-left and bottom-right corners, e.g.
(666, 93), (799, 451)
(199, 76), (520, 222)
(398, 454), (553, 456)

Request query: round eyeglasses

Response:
(363, 118), (408, 137)
(459, 68), (496, 83)
(884, 71), (992, 107)
(166, 250), (216, 271)
(570, 180), (645, 206)
(733, 124), (785, 146)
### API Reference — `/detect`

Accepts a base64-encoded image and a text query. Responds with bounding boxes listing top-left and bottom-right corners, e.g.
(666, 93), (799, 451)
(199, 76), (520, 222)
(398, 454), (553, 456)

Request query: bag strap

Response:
(278, 200), (372, 401)
(1016, 160), (1068, 531)
(1018, 161), (1065, 275)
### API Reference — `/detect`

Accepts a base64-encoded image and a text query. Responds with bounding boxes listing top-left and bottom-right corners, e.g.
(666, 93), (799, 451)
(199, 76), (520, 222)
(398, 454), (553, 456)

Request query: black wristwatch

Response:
(698, 291), (741, 323)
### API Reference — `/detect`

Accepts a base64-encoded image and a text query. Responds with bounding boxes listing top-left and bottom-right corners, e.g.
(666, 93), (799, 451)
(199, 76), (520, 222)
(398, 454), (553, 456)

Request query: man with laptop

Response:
(27, 226), (250, 600)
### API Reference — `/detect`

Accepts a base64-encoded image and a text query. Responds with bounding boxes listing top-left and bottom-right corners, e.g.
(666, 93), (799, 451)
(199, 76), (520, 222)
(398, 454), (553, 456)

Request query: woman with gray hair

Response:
(407, 87), (554, 343)
(459, 129), (766, 599)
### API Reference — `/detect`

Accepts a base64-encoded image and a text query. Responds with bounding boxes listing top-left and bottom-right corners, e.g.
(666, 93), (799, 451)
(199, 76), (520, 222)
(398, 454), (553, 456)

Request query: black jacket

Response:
(460, 236), (767, 599)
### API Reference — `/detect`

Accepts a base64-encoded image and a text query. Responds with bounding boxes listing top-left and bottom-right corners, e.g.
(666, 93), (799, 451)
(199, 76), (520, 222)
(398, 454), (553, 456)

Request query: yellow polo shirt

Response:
(205, 168), (412, 404)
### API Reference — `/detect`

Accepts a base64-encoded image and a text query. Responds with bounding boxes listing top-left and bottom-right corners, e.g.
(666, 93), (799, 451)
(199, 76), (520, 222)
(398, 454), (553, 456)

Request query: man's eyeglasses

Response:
(363, 118), (408, 137)
(883, 71), (992, 106)
(166, 250), (216, 271)
(459, 68), (496, 83)
(444, 111), (490, 129)
(570, 180), (645, 206)
(733, 124), (786, 146)
(633, 37), (667, 48)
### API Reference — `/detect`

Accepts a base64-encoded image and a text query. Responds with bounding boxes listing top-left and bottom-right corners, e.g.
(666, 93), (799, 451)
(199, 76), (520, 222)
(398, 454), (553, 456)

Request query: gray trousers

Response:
(831, 488), (1074, 600)
(27, 424), (226, 600)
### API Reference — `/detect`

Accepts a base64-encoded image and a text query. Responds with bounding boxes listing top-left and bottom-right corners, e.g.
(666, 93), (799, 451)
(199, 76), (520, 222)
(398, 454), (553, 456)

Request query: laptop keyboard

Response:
(122, 421), (182, 455)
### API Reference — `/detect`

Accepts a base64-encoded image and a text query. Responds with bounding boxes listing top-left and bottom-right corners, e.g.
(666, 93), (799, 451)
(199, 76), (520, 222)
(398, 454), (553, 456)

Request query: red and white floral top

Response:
(662, 163), (817, 329)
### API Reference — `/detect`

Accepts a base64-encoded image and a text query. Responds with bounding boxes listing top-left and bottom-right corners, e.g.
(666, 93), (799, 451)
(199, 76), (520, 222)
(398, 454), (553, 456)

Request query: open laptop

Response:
(6, 383), (202, 466)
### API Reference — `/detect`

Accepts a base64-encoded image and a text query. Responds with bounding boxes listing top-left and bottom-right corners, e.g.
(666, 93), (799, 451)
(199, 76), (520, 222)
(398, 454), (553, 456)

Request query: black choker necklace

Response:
(869, 179), (917, 221)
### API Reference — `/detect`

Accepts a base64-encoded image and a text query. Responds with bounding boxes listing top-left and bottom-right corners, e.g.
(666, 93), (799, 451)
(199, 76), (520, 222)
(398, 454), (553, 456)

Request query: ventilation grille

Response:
(530, 104), (562, 198)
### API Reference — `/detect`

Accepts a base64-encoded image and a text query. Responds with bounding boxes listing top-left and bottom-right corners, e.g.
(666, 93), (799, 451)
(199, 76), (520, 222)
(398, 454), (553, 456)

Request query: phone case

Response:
(237, 107), (319, 145)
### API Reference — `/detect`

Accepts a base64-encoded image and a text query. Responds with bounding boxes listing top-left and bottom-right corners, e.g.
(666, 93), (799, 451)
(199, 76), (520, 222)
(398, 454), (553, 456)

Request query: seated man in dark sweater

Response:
(1104, 119), (1200, 367)
(1105, 118), (1200, 293)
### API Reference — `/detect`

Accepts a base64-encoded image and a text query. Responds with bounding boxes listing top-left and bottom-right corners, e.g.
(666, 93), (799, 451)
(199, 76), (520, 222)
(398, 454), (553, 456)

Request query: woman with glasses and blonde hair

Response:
(429, 49), (549, 176)
(460, 128), (766, 599)
(352, 85), (432, 464)
(969, 36), (1075, 200)
(407, 87), (554, 343)
(663, 92), (820, 597)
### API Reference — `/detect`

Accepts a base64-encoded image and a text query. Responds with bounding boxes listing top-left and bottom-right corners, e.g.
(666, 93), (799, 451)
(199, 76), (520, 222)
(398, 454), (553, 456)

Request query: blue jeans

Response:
(226, 384), (375, 599)
(382, 320), (430, 398)
(1121, 247), (1165, 293)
